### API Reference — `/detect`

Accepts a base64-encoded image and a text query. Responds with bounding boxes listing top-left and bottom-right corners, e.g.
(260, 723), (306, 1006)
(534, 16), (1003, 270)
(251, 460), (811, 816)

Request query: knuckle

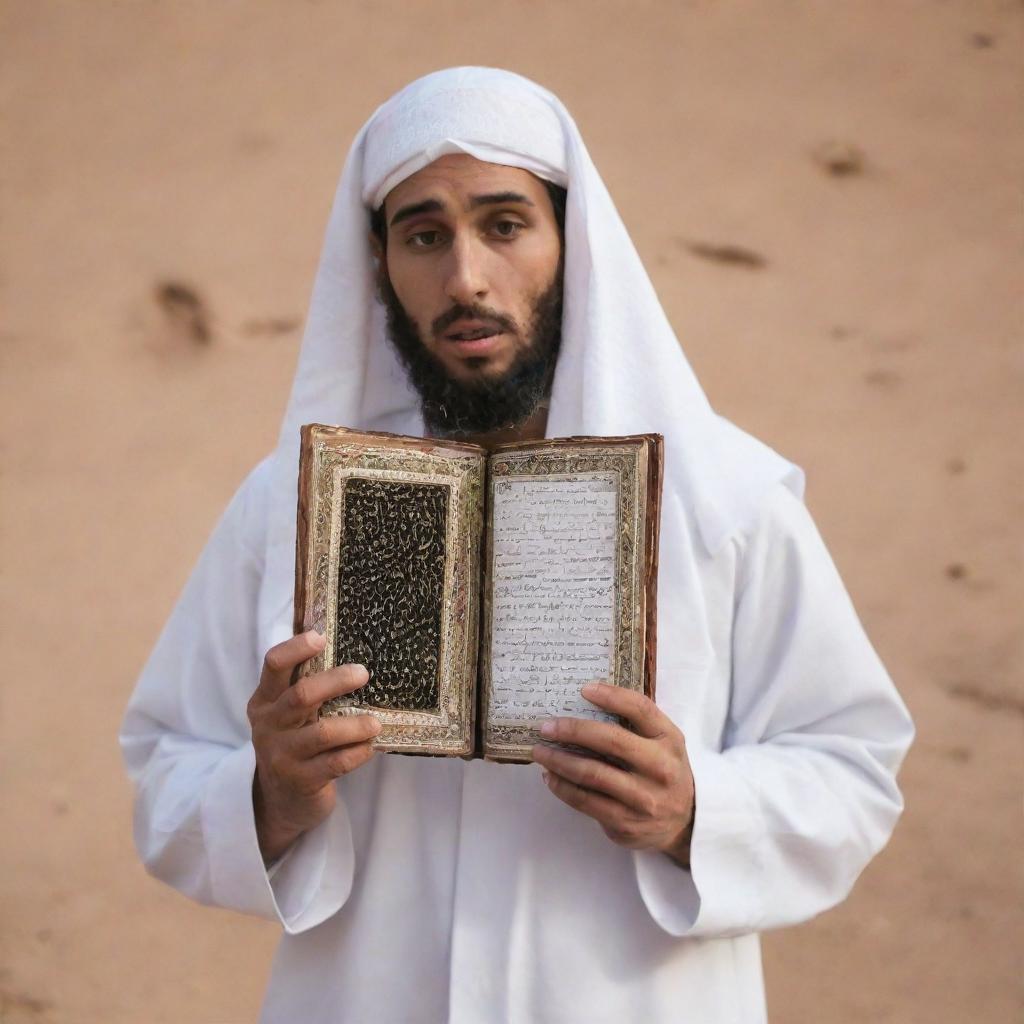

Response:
(559, 787), (581, 809)
(603, 824), (628, 845)
(314, 717), (333, 750)
(357, 714), (381, 740)
(548, 773), (570, 799)
(578, 762), (604, 791)
(289, 680), (313, 710)
(605, 730), (630, 761)
(617, 817), (641, 842)
(263, 647), (287, 674)
(637, 791), (659, 818)
(556, 719), (577, 741)
(329, 748), (357, 776)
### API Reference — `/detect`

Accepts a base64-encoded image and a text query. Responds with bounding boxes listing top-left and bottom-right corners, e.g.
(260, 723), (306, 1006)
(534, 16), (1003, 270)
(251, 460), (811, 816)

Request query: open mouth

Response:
(447, 327), (500, 342)
(441, 320), (506, 351)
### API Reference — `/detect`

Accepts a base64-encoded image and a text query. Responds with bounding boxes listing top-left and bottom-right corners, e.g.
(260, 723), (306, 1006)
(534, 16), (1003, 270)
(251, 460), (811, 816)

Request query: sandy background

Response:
(2, 1), (1021, 1021)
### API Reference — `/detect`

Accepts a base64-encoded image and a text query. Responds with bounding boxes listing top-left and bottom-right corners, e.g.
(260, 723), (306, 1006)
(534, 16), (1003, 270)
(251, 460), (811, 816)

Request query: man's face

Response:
(380, 154), (563, 389)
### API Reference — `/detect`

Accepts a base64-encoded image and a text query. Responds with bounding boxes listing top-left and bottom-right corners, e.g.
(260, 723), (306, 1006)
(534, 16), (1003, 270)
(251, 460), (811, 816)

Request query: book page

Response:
(333, 476), (448, 711)
(295, 425), (486, 756)
(487, 473), (618, 725)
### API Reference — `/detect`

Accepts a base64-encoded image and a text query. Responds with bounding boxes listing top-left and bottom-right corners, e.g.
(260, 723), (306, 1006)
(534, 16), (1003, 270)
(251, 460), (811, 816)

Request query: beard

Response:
(378, 268), (563, 438)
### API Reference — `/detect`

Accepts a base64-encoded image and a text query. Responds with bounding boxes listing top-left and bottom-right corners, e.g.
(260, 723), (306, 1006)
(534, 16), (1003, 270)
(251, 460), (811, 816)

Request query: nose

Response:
(443, 234), (488, 305)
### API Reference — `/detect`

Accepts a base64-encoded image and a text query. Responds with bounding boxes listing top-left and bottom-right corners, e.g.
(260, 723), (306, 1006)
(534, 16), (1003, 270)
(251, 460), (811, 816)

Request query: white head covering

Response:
(258, 67), (803, 650)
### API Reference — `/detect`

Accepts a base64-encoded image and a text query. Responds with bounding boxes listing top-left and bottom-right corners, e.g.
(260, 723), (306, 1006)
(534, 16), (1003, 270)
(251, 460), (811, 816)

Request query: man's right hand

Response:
(248, 630), (381, 863)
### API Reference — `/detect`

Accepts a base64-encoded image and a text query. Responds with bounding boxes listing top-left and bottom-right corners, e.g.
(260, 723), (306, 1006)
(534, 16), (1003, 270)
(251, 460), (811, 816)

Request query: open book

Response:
(294, 425), (663, 763)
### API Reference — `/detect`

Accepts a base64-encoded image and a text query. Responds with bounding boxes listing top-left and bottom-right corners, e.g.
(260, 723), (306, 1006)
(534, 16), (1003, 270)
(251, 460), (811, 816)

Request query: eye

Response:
(490, 218), (524, 239)
(406, 229), (444, 250)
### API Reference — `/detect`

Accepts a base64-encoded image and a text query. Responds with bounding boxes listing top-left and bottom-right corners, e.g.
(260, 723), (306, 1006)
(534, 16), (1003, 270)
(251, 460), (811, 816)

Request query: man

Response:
(122, 68), (913, 1023)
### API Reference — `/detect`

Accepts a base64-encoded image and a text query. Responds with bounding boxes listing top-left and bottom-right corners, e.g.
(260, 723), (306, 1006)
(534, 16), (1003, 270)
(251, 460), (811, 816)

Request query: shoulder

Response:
(739, 481), (816, 544)
(727, 482), (836, 593)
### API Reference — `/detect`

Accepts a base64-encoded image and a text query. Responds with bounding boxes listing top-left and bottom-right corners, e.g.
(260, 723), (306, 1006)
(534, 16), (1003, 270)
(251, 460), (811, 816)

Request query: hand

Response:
(247, 630), (381, 863)
(531, 683), (695, 867)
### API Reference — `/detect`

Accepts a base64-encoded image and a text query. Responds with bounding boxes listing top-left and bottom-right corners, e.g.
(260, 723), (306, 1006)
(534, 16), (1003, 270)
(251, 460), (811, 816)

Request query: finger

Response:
(532, 745), (657, 816)
(581, 683), (671, 740)
(257, 631), (327, 703)
(302, 740), (377, 789)
(275, 663), (370, 727)
(288, 713), (381, 760)
(540, 766), (636, 832)
(538, 717), (662, 776)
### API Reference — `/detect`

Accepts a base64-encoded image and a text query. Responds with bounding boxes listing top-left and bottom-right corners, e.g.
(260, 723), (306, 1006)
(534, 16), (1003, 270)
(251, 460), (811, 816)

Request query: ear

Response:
(368, 230), (385, 262)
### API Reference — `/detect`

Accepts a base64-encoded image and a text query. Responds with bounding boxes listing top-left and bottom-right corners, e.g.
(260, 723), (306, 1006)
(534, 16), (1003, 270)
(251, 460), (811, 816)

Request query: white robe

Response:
(121, 67), (913, 1023)
(121, 456), (912, 1024)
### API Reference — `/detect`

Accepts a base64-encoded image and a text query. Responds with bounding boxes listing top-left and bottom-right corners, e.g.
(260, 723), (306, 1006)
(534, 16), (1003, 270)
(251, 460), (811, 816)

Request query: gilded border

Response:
(481, 444), (649, 761)
(298, 439), (484, 756)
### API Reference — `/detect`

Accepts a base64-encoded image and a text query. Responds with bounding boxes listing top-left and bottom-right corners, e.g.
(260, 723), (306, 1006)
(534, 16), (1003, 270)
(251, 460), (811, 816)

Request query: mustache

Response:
(431, 303), (518, 337)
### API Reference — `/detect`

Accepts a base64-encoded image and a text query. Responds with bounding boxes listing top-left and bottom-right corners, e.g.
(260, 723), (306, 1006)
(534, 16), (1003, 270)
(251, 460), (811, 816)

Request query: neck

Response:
(428, 402), (549, 451)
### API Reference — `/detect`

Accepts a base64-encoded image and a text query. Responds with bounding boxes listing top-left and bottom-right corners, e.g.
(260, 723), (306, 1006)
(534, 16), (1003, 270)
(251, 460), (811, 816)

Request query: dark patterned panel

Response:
(335, 478), (448, 711)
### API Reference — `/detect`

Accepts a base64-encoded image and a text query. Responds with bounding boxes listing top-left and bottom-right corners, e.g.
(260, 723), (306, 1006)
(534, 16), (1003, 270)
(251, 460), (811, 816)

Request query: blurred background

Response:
(2, 1), (1021, 1021)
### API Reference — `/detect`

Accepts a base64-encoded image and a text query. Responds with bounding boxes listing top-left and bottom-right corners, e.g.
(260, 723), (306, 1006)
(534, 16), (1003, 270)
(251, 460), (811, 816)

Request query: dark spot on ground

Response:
(811, 141), (866, 177)
(0, 988), (53, 1017)
(870, 334), (917, 353)
(946, 681), (1024, 717)
(682, 240), (768, 269)
(864, 368), (902, 388)
(154, 281), (211, 345)
(942, 746), (972, 763)
(242, 316), (301, 337)
(237, 131), (275, 154)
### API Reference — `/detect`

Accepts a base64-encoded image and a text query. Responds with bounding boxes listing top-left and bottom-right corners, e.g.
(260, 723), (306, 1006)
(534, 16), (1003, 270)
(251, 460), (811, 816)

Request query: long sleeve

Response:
(635, 484), (914, 937)
(119, 460), (355, 934)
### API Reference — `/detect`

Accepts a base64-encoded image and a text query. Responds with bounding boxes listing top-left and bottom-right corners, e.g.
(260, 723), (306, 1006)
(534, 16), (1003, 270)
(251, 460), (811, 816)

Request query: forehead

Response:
(383, 153), (549, 213)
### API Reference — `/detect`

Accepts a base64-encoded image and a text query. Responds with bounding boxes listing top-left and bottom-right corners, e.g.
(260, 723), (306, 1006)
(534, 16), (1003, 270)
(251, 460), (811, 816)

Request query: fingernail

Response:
(306, 629), (326, 645)
(539, 721), (556, 738)
(541, 770), (551, 785)
(581, 682), (599, 698)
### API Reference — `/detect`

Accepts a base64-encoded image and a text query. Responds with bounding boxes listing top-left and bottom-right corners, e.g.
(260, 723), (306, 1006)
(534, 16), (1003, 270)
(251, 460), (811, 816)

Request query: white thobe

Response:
(121, 458), (912, 1024)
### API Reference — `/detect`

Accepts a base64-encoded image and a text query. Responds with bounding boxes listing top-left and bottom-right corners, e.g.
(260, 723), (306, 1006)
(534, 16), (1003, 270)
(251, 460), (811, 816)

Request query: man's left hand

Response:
(531, 682), (695, 867)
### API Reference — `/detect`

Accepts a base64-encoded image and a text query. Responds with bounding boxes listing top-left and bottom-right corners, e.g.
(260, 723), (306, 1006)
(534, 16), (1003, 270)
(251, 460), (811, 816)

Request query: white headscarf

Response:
(258, 67), (803, 650)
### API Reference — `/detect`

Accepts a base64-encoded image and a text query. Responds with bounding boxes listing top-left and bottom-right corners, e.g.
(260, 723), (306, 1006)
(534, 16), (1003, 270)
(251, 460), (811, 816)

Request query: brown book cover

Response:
(294, 425), (662, 763)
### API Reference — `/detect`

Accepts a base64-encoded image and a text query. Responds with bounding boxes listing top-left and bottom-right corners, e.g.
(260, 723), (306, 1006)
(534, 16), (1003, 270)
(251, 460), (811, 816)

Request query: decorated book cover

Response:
(294, 425), (662, 762)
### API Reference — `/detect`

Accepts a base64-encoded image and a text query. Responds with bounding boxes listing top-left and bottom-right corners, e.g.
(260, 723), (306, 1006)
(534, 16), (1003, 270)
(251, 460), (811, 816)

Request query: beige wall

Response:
(2, 2), (1021, 1020)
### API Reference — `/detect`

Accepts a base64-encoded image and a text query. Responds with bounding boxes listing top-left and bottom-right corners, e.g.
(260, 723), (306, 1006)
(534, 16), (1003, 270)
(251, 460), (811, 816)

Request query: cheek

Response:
(387, 262), (434, 327)
(521, 238), (562, 294)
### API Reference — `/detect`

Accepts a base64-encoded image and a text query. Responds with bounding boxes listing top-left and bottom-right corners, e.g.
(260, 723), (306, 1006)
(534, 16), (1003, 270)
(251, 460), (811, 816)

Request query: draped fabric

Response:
(122, 68), (913, 1023)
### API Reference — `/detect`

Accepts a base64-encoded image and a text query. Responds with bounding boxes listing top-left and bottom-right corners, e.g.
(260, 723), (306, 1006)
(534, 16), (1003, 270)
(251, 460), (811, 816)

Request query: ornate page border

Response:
(296, 433), (485, 756)
(480, 443), (649, 762)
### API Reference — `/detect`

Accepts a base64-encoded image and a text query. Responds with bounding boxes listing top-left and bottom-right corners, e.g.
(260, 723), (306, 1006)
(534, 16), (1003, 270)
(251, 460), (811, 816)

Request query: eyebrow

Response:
(388, 191), (535, 228)
(469, 191), (535, 209)
(389, 198), (445, 228)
